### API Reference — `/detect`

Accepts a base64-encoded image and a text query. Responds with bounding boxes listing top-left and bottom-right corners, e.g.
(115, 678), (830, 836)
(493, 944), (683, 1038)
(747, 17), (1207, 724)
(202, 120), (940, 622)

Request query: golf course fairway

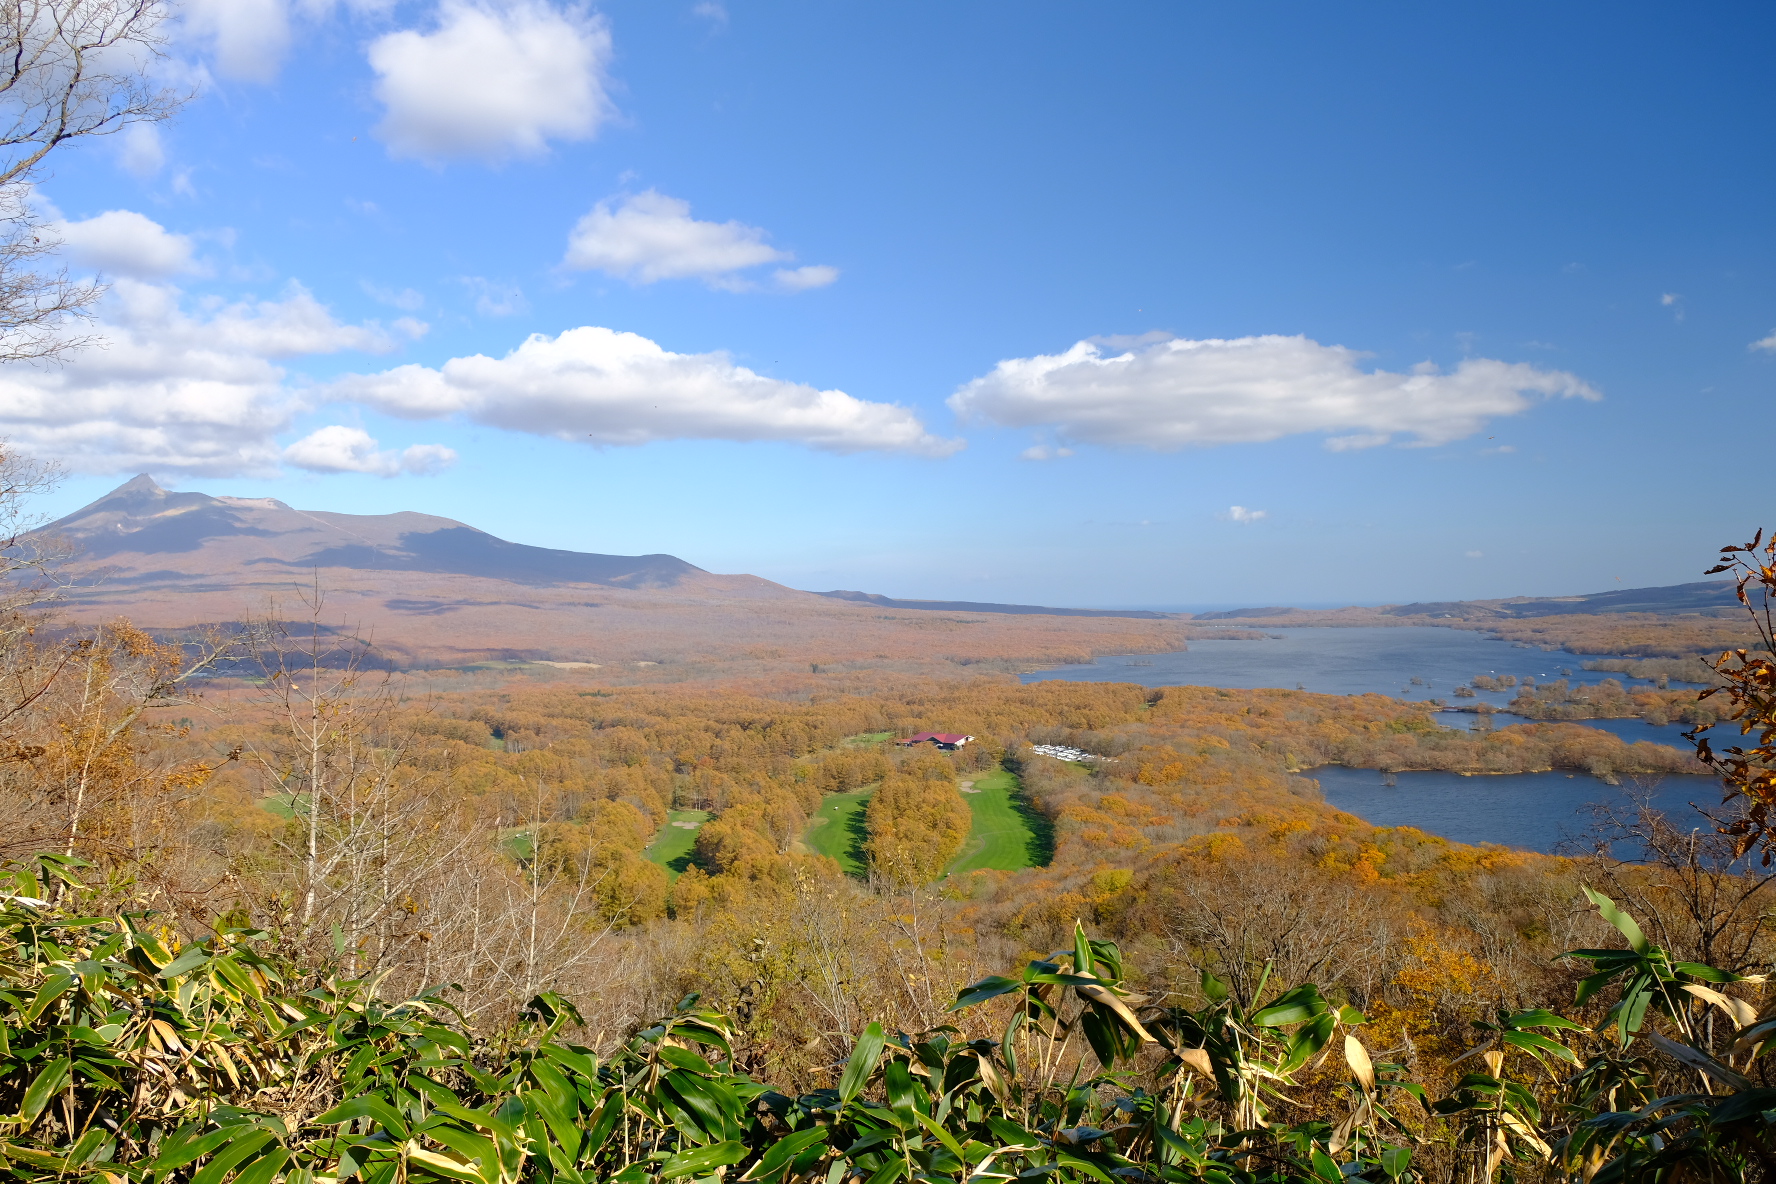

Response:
(947, 766), (1048, 875)
(802, 787), (873, 876)
(644, 810), (709, 879)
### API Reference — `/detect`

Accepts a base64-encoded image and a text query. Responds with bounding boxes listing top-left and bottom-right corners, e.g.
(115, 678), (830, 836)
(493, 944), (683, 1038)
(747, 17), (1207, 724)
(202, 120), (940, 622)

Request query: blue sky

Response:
(16, 1), (1775, 608)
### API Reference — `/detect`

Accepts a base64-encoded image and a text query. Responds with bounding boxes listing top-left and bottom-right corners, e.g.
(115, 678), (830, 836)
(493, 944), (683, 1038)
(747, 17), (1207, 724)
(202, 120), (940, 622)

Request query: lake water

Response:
(1022, 625), (1695, 706)
(1311, 766), (1726, 854)
(1022, 626), (1718, 850)
(1432, 712), (1697, 747)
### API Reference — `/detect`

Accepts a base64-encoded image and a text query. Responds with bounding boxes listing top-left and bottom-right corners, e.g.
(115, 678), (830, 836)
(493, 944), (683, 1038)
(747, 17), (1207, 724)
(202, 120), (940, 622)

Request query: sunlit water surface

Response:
(1021, 626), (1717, 850)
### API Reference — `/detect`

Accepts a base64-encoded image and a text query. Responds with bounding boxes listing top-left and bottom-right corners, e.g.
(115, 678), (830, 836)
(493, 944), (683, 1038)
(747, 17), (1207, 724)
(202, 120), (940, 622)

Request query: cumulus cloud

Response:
(563, 190), (822, 291)
(1225, 506), (1266, 523)
(773, 264), (839, 291)
(369, 1), (614, 163)
(949, 334), (1599, 452)
(1751, 330), (1776, 353)
(182, 0), (292, 82)
(283, 425), (455, 475)
(180, 0), (399, 83)
(326, 325), (958, 455)
(0, 277), (425, 475)
(116, 124), (166, 178)
(54, 210), (196, 278)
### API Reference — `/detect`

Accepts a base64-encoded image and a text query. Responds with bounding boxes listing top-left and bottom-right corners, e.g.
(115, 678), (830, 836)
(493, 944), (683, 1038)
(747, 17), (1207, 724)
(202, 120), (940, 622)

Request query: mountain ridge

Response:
(48, 474), (707, 590)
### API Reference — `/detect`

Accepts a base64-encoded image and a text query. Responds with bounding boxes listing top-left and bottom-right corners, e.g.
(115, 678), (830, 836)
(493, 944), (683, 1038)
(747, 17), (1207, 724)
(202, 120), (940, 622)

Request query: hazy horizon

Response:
(14, 2), (1774, 607)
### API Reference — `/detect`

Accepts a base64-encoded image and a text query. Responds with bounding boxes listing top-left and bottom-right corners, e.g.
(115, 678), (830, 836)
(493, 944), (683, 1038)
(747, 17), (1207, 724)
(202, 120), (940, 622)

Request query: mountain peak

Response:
(113, 474), (167, 496)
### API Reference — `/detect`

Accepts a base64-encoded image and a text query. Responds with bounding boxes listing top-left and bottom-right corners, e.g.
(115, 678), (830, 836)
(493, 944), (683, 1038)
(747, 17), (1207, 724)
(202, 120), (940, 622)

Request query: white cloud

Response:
(461, 276), (528, 317)
(283, 425), (455, 476)
(949, 334), (1599, 452)
(1018, 445), (1072, 461)
(692, 2), (728, 28)
(116, 124), (166, 178)
(369, 1), (614, 163)
(1751, 330), (1776, 353)
(182, 0), (292, 83)
(0, 278), (424, 475)
(180, 0), (398, 83)
(327, 324), (959, 456)
(1225, 506), (1266, 523)
(774, 264), (839, 291)
(563, 191), (790, 286)
(1662, 292), (1684, 322)
(1465, 550), (1483, 558)
(54, 210), (196, 279)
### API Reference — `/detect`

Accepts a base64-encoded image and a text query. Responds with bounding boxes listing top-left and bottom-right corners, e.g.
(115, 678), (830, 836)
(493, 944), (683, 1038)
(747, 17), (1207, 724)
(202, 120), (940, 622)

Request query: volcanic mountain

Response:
(52, 475), (705, 590)
(37, 477), (1193, 671)
(38, 476), (807, 667)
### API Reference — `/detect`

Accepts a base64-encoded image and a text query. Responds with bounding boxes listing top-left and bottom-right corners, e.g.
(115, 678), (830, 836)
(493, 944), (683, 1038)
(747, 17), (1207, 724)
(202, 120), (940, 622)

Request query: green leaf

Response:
(913, 1111), (966, 1162)
(1502, 1008), (1585, 1032)
(149, 1126), (238, 1173)
(741, 1127), (829, 1182)
(21, 1057), (72, 1121)
(1252, 985), (1327, 1028)
(662, 1069), (741, 1143)
(1080, 1006), (1119, 1069)
(948, 976), (1022, 1011)
(1055, 1152), (1114, 1184)
(425, 1125), (498, 1178)
(1582, 887), (1649, 954)
(1154, 1123), (1197, 1165)
(232, 1146), (291, 1184)
(191, 1130), (276, 1184)
(1072, 921), (1095, 978)
(159, 943), (213, 980)
(1501, 1030), (1580, 1065)
(1380, 1147), (1411, 1180)
(657, 1045), (713, 1075)
(1282, 1012), (1337, 1073)
(315, 1095), (412, 1140)
(1001, 1010), (1024, 1079)
(862, 1156), (907, 1184)
(1675, 962), (1743, 984)
(840, 1023), (886, 1106)
(883, 1058), (917, 1117)
(23, 975), (75, 1022)
(659, 1141), (746, 1179)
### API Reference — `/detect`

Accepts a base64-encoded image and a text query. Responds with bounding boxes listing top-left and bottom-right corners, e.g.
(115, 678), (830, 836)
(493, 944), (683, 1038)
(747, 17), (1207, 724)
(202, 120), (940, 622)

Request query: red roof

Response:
(903, 732), (972, 745)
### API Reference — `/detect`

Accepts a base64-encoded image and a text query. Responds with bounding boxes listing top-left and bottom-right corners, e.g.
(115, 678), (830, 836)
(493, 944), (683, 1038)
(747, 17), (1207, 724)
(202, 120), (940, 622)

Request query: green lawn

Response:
(644, 810), (710, 879)
(946, 767), (1052, 875)
(803, 787), (874, 876)
(844, 732), (893, 745)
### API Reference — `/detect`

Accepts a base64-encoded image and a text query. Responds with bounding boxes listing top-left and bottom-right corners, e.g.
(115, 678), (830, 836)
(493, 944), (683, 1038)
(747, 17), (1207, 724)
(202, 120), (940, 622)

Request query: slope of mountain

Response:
(52, 475), (703, 589)
(32, 477), (1197, 671)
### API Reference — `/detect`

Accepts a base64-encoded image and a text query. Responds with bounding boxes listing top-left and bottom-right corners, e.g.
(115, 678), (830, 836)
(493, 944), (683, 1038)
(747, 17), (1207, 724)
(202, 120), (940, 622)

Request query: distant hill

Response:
(814, 589), (1175, 620)
(1187, 580), (1756, 623)
(28, 477), (1192, 670)
(1379, 580), (1755, 620)
(50, 475), (702, 589)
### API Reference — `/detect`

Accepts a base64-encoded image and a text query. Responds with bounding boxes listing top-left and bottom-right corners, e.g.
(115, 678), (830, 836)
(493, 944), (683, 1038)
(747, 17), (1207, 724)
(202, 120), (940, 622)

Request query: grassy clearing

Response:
(844, 732), (893, 745)
(644, 810), (710, 879)
(803, 787), (874, 876)
(947, 766), (1052, 875)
